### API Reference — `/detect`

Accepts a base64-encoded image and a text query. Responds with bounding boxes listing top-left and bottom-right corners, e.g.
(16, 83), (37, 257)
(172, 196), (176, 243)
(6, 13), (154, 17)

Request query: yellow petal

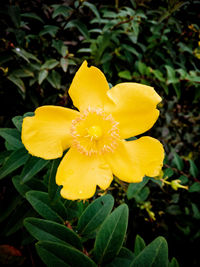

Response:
(68, 61), (109, 111)
(105, 137), (164, 183)
(56, 148), (113, 200)
(22, 106), (79, 160)
(105, 83), (162, 139)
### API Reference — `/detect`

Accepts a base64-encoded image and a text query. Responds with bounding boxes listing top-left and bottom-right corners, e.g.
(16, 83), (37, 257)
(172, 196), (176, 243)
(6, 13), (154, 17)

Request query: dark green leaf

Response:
(12, 175), (46, 197)
(24, 217), (82, 250)
(130, 236), (168, 267)
(38, 69), (48, 84)
(83, 2), (100, 20)
(21, 12), (44, 23)
(172, 152), (184, 171)
(41, 59), (59, 70)
(77, 194), (114, 236)
(48, 159), (61, 201)
(93, 204), (129, 264)
(189, 182), (200, 193)
(26, 191), (66, 222)
(40, 25), (59, 37)
(64, 20), (89, 39)
(12, 116), (23, 131)
(127, 178), (149, 200)
(52, 5), (72, 19)
(0, 128), (23, 149)
(8, 5), (21, 28)
(0, 151), (11, 165)
(165, 65), (179, 84)
(8, 75), (26, 95)
(0, 148), (29, 180)
(36, 241), (96, 267)
(169, 257), (179, 267)
(189, 159), (199, 178)
(47, 70), (61, 89)
(134, 235), (146, 256)
(118, 70), (132, 80)
(60, 58), (68, 72)
(20, 156), (49, 183)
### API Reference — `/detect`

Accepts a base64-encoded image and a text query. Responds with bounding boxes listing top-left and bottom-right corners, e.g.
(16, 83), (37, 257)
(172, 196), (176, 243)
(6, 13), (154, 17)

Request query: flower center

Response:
(70, 108), (120, 156)
(87, 125), (102, 140)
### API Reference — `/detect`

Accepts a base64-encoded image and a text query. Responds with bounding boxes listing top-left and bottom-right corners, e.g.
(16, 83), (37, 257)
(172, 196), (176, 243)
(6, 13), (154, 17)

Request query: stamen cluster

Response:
(70, 107), (120, 156)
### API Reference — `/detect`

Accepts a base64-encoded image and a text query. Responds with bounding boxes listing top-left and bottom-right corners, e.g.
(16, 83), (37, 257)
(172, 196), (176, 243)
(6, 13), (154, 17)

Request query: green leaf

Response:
(8, 5), (21, 28)
(13, 48), (40, 63)
(93, 204), (129, 264)
(47, 70), (61, 89)
(152, 69), (165, 82)
(77, 194), (114, 236)
(121, 44), (139, 57)
(134, 235), (146, 256)
(172, 152), (184, 171)
(165, 65), (179, 84)
(40, 25), (59, 37)
(48, 159), (61, 201)
(64, 20), (89, 39)
(169, 257), (179, 267)
(0, 151), (11, 165)
(26, 191), (66, 223)
(118, 70), (132, 80)
(83, 2), (100, 20)
(189, 182), (200, 193)
(12, 116), (23, 131)
(127, 178), (149, 200)
(191, 203), (200, 219)
(138, 61), (147, 75)
(130, 236), (168, 267)
(8, 75), (26, 96)
(0, 148), (29, 180)
(0, 128), (23, 149)
(38, 69), (48, 84)
(24, 218), (82, 250)
(60, 58), (68, 72)
(189, 159), (199, 178)
(41, 59), (59, 70)
(21, 12), (44, 23)
(36, 241), (96, 267)
(52, 5), (72, 19)
(20, 156), (49, 183)
(163, 168), (174, 178)
(12, 175), (46, 197)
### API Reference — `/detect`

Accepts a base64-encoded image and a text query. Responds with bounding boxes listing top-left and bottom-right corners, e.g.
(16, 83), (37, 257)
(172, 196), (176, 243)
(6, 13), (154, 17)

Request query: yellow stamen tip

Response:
(88, 125), (102, 140)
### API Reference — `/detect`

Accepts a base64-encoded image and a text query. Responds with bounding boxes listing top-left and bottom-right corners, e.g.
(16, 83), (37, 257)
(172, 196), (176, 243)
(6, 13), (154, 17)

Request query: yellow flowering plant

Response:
(22, 61), (164, 200)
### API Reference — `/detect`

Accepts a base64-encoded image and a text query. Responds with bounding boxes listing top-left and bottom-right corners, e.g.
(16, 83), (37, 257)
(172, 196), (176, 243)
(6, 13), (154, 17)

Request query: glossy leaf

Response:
(41, 59), (59, 70)
(172, 153), (184, 171)
(38, 69), (48, 84)
(134, 235), (146, 256)
(24, 217), (82, 250)
(64, 20), (89, 39)
(12, 175), (46, 197)
(93, 204), (129, 264)
(130, 236), (168, 267)
(77, 194), (114, 236)
(189, 159), (199, 178)
(26, 191), (66, 223)
(60, 58), (68, 72)
(0, 148), (29, 180)
(0, 128), (23, 149)
(36, 241), (96, 267)
(20, 156), (49, 183)
(127, 178), (149, 200)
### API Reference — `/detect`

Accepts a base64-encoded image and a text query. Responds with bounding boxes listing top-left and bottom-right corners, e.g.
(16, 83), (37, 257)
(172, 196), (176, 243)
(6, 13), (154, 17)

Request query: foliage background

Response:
(0, 0), (200, 266)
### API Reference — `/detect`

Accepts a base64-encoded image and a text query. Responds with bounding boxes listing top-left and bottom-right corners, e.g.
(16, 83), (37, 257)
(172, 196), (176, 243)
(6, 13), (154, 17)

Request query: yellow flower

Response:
(22, 61), (164, 200)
